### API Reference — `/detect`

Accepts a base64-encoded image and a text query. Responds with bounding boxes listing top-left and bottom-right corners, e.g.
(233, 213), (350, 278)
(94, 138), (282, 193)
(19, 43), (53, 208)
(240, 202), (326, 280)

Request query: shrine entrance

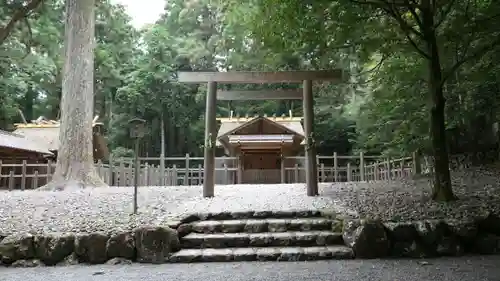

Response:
(177, 70), (344, 197)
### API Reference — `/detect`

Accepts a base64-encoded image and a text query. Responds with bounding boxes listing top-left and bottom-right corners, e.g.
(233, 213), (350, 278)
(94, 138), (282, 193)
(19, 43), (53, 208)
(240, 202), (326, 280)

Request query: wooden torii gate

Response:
(177, 70), (344, 197)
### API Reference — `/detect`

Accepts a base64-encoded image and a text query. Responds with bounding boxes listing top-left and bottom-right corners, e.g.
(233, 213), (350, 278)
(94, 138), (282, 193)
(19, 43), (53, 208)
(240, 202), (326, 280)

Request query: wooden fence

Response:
(0, 153), (421, 190)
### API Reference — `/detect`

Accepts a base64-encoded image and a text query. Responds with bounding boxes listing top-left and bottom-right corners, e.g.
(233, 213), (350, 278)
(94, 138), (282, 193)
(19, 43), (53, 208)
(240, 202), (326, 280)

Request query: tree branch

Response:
(0, 0), (45, 46)
(435, 0), (457, 28)
(403, 0), (424, 30)
(441, 34), (500, 86)
(21, 18), (34, 59)
(357, 54), (388, 76)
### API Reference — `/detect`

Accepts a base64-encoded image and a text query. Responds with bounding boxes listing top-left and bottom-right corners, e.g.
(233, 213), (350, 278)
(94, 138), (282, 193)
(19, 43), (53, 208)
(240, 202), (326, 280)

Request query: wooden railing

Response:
(0, 153), (421, 190)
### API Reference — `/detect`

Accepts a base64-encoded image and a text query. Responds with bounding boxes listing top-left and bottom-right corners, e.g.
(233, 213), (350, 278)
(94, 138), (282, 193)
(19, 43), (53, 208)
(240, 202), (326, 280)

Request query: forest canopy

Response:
(1, 0), (499, 163)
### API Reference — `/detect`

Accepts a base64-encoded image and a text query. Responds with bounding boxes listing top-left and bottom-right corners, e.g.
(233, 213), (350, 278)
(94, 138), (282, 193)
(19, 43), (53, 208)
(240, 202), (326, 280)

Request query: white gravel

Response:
(0, 184), (336, 235)
(1, 164), (500, 235)
(323, 165), (500, 221)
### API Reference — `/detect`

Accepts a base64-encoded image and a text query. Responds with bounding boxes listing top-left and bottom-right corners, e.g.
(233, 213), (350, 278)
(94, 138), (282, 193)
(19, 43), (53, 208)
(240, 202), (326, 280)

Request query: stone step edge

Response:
(179, 209), (336, 224)
(168, 245), (354, 262)
(182, 230), (342, 240)
(186, 217), (336, 234)
(180, 231), (344, 248)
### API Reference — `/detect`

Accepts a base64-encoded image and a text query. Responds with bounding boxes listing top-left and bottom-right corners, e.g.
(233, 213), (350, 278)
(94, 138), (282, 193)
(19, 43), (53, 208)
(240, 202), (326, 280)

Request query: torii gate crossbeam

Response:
(177, 70), (346, 197)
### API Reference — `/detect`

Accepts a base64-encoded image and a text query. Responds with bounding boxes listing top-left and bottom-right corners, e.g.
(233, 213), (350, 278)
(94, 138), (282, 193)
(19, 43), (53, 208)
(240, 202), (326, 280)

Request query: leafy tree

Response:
(222, 0), (500, 201)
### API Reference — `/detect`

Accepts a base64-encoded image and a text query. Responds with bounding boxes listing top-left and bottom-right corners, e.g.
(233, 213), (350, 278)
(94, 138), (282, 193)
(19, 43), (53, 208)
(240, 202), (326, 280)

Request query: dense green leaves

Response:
(1, 0), (500, 165)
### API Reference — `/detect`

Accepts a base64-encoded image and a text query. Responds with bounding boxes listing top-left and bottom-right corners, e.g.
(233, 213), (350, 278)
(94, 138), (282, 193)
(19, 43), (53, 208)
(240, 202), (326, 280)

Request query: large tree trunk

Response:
(39, 0), (106, 191)
(422, 2), (456, 201)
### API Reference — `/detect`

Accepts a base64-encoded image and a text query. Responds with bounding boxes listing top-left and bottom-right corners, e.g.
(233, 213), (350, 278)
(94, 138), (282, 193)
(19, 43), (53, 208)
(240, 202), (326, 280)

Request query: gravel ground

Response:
(323, 165), (500, 221)
(0, 184), (335, 234)
(0, 257), (499, 281)
(1, 165), (499, 234)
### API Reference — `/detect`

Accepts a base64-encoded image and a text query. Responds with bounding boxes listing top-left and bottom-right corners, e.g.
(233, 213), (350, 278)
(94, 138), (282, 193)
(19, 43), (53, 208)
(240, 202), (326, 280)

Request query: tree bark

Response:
(39, 0), (106, 191)
(421, 1), (456, 201)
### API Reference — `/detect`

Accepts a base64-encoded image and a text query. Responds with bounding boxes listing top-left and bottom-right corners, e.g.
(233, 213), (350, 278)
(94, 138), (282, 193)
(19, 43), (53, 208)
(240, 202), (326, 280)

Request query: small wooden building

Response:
(216, 115), (305, 183)
(13, 116), (110, 161)
(0, 129), (54, 188)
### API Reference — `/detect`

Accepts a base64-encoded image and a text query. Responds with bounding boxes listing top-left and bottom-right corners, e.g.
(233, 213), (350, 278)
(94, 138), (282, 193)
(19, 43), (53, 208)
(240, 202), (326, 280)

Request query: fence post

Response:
(347, 162), (352, 182)
(172, 164), (178, 186)
(184, 153), (190, 186)
(400, 158), (405, 178)
(197, 164), (203, 185)
(33, 170), (39, 189)
(0, 160), (2, 188)
(374, 161), (379, 180)
(108, 156), (114, 186)
(21, 160), (27, 190)
(316, 155), (320, 182)
(223, 164), (228, 184)
(119, 161), (125, 186)
(294, 163), (299, 183)
(160, 153), (165, 186)
(96, 160), (103, 178)
(46, 160), (52, 183)
(8, 170), (14, 191)
(237, 155), (242, 184)
(280, 155), (285, 183)
(359, 152), (365, 181)
(333, 152), (338, 182)
(320, 163), (325, 182)
(412, 151), (421, 176)
(386, 158), (392, 180)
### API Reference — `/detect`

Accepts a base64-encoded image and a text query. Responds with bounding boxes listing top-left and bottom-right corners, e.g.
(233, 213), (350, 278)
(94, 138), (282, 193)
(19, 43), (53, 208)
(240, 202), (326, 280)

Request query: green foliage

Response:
(2, 0), (499, 160)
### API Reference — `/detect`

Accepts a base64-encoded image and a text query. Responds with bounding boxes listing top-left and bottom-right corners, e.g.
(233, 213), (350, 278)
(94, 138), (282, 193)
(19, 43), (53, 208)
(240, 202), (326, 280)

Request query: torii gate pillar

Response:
(178, 70), (345, 197)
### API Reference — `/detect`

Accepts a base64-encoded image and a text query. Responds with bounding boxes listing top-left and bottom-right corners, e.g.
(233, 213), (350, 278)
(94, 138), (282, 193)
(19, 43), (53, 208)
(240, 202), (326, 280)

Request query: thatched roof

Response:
(13, 126), (60, 151)
(0, 130), (53, 155)
(12, 116), (109, 161)
(216, 116), (305, 146)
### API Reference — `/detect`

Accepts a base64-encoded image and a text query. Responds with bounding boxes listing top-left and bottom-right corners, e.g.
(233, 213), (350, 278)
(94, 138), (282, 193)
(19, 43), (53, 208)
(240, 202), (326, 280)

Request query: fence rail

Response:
(0, 153), (421, 190)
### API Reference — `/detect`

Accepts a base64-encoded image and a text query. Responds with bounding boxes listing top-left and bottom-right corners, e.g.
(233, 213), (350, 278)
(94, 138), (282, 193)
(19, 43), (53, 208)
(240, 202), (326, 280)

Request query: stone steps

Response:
(190, 218), (333, 234)
(172, 210), (352, 263)
(169, 245), (354, 263)
(181, 231), (343, 249)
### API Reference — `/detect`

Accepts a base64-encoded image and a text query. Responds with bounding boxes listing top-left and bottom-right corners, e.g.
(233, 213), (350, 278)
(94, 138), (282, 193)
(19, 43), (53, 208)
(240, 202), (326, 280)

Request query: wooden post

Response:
(46, 160), (52, 182)
(8, 171), (14, 191)
(237, 155), (243, 184)
(294, 163), (299, 183)
(303, 79), (318, 196)
(108, 156), (114, 186)
(386, 159), (391, 180)
(203, 81), (217, 197)
(159, 153), (165, 186)
(184, 153), (190, 186)
(223, 164), (228, 184)
(172, 164), (178, 185)
(119, 161), (125, 186)
(21, 160), (27, 190)
(33, 171), (39, 189)
(400, 158), (405, 178)
(412, 151), (421, 176)
(280, 155), (285, 183)
(320, 163), (325, 182)
(333, 152), (338, 182)
(359, 152), (365, 181)
(347, 163), (352, 182)
(197, 164), (202, 185)
(374, 161), (379, 180)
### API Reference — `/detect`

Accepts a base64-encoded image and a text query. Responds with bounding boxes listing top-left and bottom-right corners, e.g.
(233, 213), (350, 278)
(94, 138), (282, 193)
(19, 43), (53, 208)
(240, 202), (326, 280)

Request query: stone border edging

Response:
(1, 210), (500, 266)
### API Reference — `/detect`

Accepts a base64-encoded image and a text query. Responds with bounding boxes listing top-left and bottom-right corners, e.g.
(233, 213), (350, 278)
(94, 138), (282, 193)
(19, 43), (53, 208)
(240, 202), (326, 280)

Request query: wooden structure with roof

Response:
(12, 116), (109, 161)
(178, 70), (345, 197)
(0, 129), (54, 188)
(216, 113), (305, 184)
